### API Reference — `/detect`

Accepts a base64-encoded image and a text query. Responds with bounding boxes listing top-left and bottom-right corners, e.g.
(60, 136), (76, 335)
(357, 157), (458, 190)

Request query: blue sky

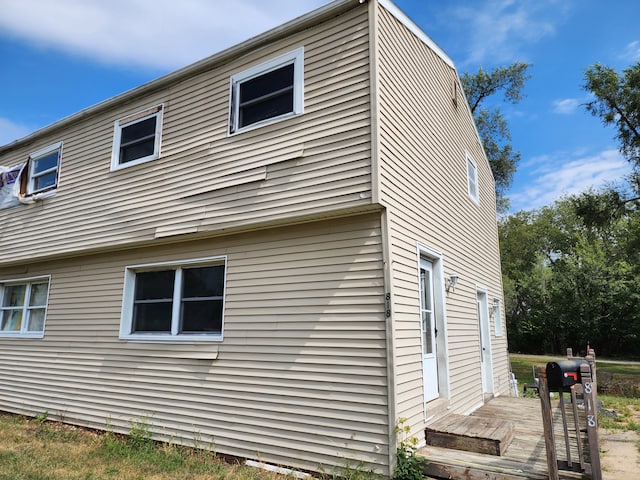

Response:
(1, 0), (639, 212)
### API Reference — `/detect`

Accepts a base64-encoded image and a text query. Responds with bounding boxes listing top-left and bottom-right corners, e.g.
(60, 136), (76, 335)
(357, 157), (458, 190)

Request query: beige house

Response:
(0, 0), (508, 476)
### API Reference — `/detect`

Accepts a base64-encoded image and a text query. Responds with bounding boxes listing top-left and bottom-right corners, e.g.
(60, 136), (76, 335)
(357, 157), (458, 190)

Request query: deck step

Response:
(425, 413), (515, 456)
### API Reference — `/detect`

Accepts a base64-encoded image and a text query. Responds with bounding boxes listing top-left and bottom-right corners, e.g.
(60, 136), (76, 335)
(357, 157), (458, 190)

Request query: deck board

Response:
(419, 396), (589, 480)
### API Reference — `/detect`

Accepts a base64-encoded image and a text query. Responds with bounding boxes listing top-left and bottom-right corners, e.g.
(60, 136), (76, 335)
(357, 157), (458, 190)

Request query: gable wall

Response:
(0, 213), (390, 475)
(375, 4), (509, 437)
(0, 4), (373, 267)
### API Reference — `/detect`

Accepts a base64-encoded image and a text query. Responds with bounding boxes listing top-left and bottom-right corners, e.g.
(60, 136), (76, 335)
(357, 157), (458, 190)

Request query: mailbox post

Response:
(537, 365), (559, 480)
(582, 353), (602, 480)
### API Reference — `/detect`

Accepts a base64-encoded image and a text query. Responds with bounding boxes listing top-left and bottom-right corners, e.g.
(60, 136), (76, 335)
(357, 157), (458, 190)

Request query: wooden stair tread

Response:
(425, 413), (515, 456)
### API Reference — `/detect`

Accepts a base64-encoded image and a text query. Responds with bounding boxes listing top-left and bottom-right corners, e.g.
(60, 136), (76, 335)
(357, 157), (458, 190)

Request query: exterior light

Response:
(446, 273), (459, 293)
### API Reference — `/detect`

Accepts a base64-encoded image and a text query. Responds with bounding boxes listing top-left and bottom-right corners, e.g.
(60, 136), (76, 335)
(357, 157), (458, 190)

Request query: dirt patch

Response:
(600, 429), (640, 480)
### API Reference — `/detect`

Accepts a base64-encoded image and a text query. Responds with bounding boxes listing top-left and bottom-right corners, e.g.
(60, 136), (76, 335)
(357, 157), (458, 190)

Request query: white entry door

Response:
(420, 258), (439, 401)
(477, 291), (494, 395)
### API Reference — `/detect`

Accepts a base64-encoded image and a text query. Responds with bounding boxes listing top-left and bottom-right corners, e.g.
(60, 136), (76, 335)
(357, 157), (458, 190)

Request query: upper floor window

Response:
(111, 105), (163, 171)
(0, 276), (50, 338)
(119, 257), (226, 342)
(229, 47), (304, 135)
(27, 142), (62, 196)
(466, 153), (479, 204)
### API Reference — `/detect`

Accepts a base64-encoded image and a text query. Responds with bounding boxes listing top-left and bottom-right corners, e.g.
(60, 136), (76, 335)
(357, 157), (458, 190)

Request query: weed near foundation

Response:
(392, 418), (429, 480)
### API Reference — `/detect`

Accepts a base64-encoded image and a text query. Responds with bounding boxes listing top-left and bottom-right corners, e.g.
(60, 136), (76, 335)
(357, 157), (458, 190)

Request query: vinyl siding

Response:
(0, 4), (372, 267)
(375, 4), (509, 436)
(0, 213), (390, 475)
(0, 1), (514, 474)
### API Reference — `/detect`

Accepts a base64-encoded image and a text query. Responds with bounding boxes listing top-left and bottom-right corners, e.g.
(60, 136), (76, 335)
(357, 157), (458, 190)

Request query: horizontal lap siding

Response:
(0, 214), (390, 475)
(0, 5), (372, 266)
(376, 5), (508, 434)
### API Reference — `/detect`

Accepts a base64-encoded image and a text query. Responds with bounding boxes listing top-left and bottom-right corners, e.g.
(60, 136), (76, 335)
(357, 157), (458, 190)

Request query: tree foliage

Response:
(500, 190), (640, 357)
(584, 62), (640, 167)
(462, 62), (531, 211)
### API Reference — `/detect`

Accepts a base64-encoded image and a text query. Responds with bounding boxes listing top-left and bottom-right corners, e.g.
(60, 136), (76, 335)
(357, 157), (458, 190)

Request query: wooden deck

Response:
(418, 396), (590, 480)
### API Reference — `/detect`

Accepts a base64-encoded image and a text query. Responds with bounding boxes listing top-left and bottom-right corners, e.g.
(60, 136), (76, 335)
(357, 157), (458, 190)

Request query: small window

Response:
(229, 48), (304, 134)
(111, 105), (163, 170)
(120, 257), (226, 341)
(0, 277), (50, 338)
(466, 153), (479, 204)
(27, 142), (62, 196)
(493, 299), (503, 337)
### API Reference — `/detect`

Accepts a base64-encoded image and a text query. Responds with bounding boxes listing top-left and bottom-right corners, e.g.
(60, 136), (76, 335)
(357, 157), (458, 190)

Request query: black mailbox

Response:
(546, 359), (590, 390)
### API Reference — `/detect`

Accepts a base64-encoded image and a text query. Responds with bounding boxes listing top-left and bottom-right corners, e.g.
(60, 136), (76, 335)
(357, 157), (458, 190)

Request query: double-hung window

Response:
(120, 257), (226, 341)
(27, 142), (62, 196)
(111, 105), (163, 170)
(466, 153), (479, 204)
(0, 277), (50, 338)
(229, 47), (304, 134)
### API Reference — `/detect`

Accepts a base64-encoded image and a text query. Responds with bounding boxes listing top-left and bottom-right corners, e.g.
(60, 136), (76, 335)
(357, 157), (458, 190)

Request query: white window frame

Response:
(0, 275), (50, 338)
(111, 105), (163, 171)
(228, 47), (304, 135)
(493, 298), (504, 337)
(27, 142), (63, 197)
(466, 153), (479, 204)
(119, 256), (227, 343)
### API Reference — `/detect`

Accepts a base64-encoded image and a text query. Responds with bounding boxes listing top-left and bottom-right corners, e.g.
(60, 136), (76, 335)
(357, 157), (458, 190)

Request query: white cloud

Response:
(0, 0), (327, 70)
(552, 98), (580, 115)
(621, 40), (640, 62)
(509, 149), (632, 211)
(449, 0), (569, 66)
(0, 118), (33, 147)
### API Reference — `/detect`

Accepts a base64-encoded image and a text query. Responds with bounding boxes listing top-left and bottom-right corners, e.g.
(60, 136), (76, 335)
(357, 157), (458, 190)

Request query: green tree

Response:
(498, 211), (551, 352)
(462, 62), (531, 211)
(584, 62), (640, 167)
(500, 191), (640, 357)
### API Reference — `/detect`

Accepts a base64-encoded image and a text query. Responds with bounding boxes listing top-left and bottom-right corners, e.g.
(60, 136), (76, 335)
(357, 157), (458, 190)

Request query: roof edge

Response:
(0, 0), (359, 154)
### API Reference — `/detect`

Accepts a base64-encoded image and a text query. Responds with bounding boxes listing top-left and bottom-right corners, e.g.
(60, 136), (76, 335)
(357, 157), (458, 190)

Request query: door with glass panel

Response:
(420, 258), (439, 401)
